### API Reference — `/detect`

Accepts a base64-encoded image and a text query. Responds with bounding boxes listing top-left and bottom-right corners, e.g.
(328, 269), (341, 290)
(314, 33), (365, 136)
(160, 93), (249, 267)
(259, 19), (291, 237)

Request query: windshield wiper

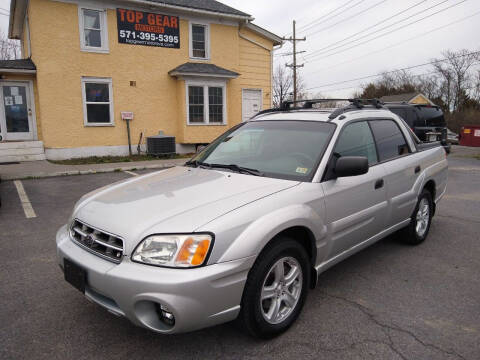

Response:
(185, 160), (210, 168)
(205, 163), (264, 177)
(186, 160), (263, 176)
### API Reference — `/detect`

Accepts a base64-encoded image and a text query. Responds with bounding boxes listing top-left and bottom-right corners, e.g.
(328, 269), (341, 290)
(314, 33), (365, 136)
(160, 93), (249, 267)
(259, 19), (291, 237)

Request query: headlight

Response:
(131, 234), (214, 268)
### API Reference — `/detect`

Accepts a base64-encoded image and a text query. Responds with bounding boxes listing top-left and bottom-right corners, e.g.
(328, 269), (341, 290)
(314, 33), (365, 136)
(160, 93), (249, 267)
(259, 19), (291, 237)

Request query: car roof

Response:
(251, 108), (396, 123)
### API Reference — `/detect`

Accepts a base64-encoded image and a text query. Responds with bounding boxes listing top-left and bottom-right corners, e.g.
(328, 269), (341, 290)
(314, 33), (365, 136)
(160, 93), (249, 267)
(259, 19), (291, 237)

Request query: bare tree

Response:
(432, 49), (479, 112)
(273, 64), (307, 106)
(273, 64), (292, 107)
(472, 70), (480, 104)
(0, 30), (21, 60)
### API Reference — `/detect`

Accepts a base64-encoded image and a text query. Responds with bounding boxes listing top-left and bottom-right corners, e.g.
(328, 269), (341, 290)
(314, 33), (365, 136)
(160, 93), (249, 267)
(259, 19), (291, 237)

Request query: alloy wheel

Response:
(415, 198), (430, 238)
(260, 256), (303, 325)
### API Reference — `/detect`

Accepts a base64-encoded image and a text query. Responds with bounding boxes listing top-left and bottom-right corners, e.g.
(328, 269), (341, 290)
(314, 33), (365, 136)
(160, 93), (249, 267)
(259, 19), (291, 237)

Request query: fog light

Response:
(156, 304), (175, 327)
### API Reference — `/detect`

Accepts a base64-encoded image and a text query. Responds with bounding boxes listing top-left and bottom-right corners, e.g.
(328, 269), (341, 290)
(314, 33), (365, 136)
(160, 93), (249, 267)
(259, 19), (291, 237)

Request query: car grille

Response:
(70, 219), (124, 263)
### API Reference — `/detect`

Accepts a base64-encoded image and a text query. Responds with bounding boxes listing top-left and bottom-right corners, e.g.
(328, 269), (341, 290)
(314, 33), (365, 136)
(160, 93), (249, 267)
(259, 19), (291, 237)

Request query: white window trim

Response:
(78, 6), (109, 53)
(189, 21), (210, 60)
(81, 77), (114, 127)
(185, 80), (227, 125)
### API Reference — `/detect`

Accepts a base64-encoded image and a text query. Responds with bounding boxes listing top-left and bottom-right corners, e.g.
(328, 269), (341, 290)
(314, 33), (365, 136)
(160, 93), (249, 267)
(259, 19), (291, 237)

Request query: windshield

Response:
(190, 120), (336, 181)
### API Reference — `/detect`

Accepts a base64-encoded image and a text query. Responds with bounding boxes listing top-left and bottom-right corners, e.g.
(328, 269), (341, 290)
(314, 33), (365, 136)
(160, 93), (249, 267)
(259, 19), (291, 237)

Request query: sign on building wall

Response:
(116, 9), (180, 48)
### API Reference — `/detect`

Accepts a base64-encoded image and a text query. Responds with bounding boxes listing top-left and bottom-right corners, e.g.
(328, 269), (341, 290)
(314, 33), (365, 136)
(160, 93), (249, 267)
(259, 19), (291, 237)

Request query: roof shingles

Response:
(0, 58), (36, 71)
(146, 0), (250, 17)
(169, 62), (239, 78)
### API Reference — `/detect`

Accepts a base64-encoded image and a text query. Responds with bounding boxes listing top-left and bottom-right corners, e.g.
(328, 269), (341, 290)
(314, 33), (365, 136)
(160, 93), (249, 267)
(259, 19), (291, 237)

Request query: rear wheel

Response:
(400, 188), (433, 245)
(239, 238), (310, 338)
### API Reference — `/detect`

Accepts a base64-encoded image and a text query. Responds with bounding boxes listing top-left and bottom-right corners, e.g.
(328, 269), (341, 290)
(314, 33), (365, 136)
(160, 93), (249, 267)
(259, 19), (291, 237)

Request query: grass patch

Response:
(48, 154), (193, 165)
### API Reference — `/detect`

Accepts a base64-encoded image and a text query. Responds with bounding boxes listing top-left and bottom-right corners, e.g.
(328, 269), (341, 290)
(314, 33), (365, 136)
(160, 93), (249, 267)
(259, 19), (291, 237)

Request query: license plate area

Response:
(64, 258), (86, 293)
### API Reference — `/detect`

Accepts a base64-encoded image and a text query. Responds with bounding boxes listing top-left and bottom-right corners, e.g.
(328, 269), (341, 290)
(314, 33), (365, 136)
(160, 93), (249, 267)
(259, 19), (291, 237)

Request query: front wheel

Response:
(400, 188), (433, 245)
(238, 238), (310, 338)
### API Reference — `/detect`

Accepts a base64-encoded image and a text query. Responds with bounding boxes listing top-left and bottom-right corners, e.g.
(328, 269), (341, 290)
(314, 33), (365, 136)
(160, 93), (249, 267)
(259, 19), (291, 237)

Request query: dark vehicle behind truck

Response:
(385, 103), (450, 152)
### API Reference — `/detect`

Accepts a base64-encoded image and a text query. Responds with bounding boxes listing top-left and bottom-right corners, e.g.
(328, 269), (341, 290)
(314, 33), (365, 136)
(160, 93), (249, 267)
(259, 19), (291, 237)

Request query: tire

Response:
(238, 237), (310, 338)
(399, 188), (433, 245)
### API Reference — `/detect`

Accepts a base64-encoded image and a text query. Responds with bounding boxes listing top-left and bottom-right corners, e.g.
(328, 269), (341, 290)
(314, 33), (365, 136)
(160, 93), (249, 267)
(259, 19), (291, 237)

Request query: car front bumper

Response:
(56, 224), (255, 334)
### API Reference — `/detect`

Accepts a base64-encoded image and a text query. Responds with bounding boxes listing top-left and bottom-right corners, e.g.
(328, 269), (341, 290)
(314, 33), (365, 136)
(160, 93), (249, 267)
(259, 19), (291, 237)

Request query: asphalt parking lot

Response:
(1, 153), (479, 360)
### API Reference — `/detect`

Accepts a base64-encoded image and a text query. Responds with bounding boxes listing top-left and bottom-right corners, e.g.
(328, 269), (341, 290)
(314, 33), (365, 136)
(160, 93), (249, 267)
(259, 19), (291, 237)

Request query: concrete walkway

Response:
(0, 158), (187, 180)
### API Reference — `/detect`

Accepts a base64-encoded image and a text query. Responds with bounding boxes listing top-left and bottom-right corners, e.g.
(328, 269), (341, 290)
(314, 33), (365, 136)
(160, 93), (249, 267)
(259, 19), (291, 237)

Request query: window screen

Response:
(188, 86), (204, 123)
(83, 9), (102, 48)
(369, 120), (410, 161)
(191, 25), (206, 58)
(334, 121), (378, 165)
(208, 87), (223, 123)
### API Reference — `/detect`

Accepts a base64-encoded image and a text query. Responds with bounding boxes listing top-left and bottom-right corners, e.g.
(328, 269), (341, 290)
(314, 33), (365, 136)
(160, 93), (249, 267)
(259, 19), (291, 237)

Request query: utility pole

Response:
(284, 20), (306, 102)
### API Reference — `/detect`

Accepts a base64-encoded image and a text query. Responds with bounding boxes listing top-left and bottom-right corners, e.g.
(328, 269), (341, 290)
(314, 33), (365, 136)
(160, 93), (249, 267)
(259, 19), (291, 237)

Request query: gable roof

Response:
(380, 92), (419, 103)
(169, 62), (239, 78)
(145, 0), (250, 17)
(380, 92), (434, 105)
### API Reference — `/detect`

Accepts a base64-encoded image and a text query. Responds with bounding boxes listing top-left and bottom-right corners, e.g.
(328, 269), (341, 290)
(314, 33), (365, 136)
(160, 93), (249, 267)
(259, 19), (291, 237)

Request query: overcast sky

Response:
(0, 0), (478, 97)
(222, 0), (479, 97)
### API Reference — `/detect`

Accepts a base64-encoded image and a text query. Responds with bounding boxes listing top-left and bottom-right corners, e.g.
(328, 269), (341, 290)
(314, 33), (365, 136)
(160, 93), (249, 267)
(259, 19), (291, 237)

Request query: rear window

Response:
(388, 107), (423, 127)
(416, 106), (445, 127)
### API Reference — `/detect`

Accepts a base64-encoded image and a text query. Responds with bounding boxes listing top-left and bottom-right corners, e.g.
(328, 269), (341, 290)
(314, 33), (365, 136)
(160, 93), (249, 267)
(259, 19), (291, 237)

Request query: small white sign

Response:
(10, 87), (19, 96)
(121, 111), (134, 120)
(4, 96), (13, 106)
(474, 129), (480, 137)
(14, 95), (23, 105)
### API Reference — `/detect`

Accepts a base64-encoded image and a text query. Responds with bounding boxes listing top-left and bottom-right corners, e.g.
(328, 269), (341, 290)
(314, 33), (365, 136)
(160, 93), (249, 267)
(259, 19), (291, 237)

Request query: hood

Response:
(74, 166), (299, 252)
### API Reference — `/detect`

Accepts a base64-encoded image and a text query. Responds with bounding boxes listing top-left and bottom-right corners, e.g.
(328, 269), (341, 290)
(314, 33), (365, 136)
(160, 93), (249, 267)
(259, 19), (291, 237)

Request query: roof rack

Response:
(252, 98), (385, 120)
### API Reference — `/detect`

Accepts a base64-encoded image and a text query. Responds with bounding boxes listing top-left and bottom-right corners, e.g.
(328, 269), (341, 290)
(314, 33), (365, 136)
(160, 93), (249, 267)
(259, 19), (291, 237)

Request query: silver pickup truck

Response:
(56, 99), (448, 338)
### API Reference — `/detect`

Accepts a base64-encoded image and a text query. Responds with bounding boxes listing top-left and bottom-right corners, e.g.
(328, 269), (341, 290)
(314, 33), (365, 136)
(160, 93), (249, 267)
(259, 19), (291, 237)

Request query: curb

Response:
(0, 162), (183, 181)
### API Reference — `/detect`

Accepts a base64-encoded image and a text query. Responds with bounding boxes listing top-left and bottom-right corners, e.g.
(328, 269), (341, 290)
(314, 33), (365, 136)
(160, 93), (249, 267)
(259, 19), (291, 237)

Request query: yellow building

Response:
(0, 0), (282, 161)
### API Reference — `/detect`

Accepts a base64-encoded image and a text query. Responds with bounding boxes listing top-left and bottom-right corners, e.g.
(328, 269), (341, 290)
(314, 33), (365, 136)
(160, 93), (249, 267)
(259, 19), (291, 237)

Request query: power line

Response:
(305, 0), (467, 63)
(305, 0), (428, 58)
(305, 51), (480, 91)
(287, 0), (360, 36)
(305, 0), (389, 38)
(306, 0), (453, 60)
(300, 0), (367, 33)
(306, 9), (480, 76)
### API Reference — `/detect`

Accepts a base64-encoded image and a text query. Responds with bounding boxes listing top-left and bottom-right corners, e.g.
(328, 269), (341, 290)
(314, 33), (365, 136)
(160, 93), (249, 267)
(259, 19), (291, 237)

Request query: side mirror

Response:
(335, 156), (369, 177)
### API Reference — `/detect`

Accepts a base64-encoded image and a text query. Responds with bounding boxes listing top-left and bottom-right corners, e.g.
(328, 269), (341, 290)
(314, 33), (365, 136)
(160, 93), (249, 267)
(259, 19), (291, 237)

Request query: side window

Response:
(334, 121), (378, 165)
(369, 120), (410, 161)
(389, 108), (412, 127)
(79, 8), (109, 52)
(406, 108), (420, 127)
(190, 23), (209, 59)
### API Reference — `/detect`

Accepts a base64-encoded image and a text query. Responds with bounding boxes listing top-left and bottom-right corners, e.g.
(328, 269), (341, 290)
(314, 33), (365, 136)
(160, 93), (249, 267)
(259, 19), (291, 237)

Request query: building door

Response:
(242, 89), (262, 122)
(0, 82), (34, 141)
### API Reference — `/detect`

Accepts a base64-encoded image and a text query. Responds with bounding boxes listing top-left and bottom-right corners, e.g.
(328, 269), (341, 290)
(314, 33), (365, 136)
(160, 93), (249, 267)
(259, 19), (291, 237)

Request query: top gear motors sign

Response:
(117, 9), (180, 48)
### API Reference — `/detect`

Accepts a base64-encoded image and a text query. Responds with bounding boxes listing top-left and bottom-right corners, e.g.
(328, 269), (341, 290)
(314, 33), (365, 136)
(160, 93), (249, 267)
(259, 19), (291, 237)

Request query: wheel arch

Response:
(423, 179), (436, 215)
(256, 226), (319, 289)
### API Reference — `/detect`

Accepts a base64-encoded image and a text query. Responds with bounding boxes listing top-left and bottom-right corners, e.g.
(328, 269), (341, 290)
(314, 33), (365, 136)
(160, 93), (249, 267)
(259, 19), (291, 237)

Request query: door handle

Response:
(415, 165), (421, 174)
(374, 179), (384, 189)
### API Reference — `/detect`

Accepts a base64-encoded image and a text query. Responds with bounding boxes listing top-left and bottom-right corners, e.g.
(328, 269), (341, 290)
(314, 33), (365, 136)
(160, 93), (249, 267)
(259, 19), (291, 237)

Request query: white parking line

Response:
(13, 180), (37, 218)
(124, 170), (138, 176)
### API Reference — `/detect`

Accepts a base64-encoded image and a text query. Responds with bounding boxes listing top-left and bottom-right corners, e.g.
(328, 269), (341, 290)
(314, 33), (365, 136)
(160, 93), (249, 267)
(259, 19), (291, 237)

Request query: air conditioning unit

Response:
(146, 131), (176, 155)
